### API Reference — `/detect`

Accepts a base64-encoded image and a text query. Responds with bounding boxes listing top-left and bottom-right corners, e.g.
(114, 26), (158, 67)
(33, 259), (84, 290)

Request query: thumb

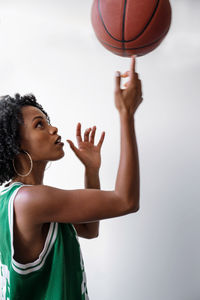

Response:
(115, 71), (121, 92)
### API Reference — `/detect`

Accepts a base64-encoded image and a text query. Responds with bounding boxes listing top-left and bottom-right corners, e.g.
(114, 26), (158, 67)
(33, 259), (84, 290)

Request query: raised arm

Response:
(15, 56), (143, 225)
(114, 56), (142, 209)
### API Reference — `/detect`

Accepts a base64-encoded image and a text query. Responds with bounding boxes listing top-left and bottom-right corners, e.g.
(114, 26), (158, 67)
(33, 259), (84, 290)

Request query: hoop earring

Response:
(45, 161), (52, 171)
(12, 150), (33, 177)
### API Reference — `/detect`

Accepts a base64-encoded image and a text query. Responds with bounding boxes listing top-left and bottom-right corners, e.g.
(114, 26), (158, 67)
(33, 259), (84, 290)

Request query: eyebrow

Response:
(32, 116), (45, 122)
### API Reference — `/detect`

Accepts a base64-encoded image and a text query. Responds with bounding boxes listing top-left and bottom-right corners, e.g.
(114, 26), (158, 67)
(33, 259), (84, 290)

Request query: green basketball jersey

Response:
(0, 182), (89, 300)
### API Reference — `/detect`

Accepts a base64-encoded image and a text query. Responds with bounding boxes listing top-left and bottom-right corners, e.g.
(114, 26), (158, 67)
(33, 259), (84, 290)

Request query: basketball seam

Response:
(98, 27), (169, 52)
(98, 0), (160, 43)
(122, 0), (128, 51)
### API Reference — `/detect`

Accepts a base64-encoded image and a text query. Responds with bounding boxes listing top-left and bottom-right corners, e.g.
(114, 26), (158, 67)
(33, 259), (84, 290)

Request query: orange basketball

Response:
(91, 0), (172, 57)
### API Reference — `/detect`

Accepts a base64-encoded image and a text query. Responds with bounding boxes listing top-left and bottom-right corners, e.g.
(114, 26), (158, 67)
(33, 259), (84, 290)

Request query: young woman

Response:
(0, 55), (142, 300)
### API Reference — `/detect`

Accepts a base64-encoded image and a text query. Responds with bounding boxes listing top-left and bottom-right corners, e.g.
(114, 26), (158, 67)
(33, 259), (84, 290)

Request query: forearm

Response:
(115, 110), (140, 210)
(84, 168), (100, 236)
(84, 168), (100, 189)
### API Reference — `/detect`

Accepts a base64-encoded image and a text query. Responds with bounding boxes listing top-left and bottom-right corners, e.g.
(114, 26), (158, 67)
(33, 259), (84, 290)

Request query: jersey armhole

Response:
(8, 184), (58, 275)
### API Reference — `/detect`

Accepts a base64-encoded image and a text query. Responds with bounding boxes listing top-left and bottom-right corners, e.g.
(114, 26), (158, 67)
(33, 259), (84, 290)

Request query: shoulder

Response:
(14, 184), (56, 225)
(15, 184), (59, 203)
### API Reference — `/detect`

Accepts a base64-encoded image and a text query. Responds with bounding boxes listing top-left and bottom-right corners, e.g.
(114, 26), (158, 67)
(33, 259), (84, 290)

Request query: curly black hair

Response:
(0, 93), (51, 186)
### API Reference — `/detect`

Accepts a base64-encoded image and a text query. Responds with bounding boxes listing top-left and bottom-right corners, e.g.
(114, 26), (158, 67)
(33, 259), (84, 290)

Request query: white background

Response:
(0, 0), (199, 299)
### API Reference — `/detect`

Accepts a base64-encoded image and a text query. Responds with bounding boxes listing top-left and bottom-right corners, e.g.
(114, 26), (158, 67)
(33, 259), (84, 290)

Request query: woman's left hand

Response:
(66, 123), (105, 170)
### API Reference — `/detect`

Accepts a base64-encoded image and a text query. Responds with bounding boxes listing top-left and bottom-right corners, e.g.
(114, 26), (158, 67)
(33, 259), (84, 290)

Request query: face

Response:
(18, 106), (65, 162)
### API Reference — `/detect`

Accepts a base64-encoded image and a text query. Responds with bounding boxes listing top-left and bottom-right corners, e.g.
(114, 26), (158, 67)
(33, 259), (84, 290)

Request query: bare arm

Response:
(73, 168), (100, 239)
(114, 57), (142, 208)
(115, 112), (140, 209)
(15, 55), (142, 225)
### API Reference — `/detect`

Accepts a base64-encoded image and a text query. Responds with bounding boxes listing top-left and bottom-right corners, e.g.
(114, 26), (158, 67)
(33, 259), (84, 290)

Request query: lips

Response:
(55, 142), (64, 146)
(55, 136), (61, 144)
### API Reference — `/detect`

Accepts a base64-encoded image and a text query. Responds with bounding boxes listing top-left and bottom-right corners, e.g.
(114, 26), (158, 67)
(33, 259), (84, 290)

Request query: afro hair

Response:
(0, 93), (51, 186)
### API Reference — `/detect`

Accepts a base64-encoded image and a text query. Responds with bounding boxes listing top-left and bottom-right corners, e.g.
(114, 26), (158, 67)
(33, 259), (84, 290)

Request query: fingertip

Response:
(129, 56), (136, 79)
(130, 55), (134, 62)
(115, 71), (121, 77)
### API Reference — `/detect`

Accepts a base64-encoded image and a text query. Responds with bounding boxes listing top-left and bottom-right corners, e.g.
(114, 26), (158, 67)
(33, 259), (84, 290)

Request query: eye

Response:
(36, 121), (43, 128)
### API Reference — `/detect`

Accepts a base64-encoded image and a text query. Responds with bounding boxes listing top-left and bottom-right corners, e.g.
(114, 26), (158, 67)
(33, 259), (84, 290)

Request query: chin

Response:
(57, 150), (65, 160)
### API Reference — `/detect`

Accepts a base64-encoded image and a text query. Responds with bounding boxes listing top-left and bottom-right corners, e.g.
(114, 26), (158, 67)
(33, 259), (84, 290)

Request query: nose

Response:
(49, 125), (58, 135)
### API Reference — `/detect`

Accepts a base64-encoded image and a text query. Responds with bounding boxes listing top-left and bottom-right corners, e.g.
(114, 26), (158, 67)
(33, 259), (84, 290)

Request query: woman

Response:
(0, 55), (142, 300)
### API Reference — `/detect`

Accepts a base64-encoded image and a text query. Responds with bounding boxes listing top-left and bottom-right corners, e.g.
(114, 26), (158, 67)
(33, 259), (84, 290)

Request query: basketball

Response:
(91, 0), (172, 57)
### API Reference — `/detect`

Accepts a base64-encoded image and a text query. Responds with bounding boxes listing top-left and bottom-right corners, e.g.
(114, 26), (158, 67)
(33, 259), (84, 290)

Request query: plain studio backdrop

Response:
(0, 0), (199, 299)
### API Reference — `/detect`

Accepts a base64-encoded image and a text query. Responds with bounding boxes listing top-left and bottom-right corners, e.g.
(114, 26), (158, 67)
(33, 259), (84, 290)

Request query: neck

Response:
(8, 166), (47, 187)
(11, 175), (44, 186)
(10, 159), (49, 186)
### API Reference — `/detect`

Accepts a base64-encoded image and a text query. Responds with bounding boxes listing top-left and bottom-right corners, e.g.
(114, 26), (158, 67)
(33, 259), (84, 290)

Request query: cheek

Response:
(30, 141), (51, 160)
(30, 136), (50, 152)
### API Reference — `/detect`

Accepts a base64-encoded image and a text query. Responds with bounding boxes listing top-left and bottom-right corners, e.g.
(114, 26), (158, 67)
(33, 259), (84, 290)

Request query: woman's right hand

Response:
(114, 55), (143, 115)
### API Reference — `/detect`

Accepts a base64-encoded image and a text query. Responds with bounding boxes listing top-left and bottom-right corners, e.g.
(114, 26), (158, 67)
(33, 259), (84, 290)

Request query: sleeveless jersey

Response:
(0, 182), (89, 300)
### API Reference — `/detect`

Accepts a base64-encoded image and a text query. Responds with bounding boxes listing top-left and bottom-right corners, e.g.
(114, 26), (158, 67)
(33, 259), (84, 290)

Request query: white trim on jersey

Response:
(7, 183), (58, 275)
(1, 182), (25, 195)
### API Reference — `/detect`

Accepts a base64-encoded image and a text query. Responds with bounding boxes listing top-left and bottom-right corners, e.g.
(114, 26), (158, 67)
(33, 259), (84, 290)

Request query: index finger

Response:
(76, 122), (82, 144)
(130, 55), (136, 83)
